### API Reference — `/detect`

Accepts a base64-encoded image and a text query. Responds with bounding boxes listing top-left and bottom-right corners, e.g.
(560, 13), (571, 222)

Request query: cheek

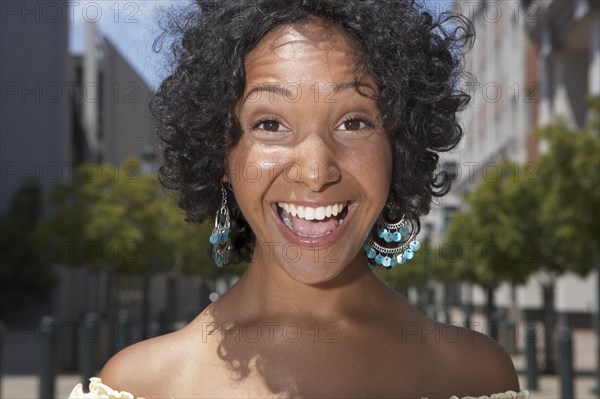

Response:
(226, 143), (287, 197)
(371, 133), (394, 181)
(378, 145), (393, 183)
(347, 141), (393, 185)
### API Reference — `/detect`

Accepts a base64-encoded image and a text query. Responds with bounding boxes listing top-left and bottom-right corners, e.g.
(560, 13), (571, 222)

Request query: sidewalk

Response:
(511, 328), (599, 398)
(1, 373), (599, 399)
(513, 359), (599, 398)
(1, 374), (80, 399)
(518, 374), (598, 399)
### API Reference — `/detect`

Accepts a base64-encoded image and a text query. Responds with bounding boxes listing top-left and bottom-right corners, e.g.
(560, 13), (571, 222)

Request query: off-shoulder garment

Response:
(69, 377), (531, 399)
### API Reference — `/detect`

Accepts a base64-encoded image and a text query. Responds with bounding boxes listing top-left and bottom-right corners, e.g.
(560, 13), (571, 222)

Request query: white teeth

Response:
(315, 207), (326, 220)
(297, 206), (305, 219)
(332, 203), (339, 216)
(277, 202), (347, 222)
(304, 207), (315, 220)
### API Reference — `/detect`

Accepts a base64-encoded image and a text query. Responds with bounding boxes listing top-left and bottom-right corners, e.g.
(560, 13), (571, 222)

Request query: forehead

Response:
(244, 20), (366, 85)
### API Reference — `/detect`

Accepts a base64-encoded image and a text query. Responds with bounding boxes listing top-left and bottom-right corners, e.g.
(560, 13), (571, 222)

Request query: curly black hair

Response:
(151, 0), (473, 261)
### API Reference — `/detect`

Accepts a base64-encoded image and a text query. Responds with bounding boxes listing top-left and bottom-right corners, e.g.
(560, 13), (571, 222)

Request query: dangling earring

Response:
(209, 185), (232, 267)
(363, 205), (420, 268)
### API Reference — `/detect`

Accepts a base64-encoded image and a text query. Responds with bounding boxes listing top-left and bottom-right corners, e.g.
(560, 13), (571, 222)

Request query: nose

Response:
(286, 133), (341, 192)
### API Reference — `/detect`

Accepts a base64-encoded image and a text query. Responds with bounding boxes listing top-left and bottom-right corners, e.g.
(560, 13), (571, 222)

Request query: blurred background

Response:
(0, 0), (598, 397)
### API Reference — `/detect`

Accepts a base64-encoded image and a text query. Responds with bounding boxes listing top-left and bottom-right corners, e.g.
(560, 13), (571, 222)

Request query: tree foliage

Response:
(533, 97), (600, 276)
(36, 160), (243, 277)
(440, 97), (599, 371)
(443, 161), (536, 286)
(444, 96), (599, 285)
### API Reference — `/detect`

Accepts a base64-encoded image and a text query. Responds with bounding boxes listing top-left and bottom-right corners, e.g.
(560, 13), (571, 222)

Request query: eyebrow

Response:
(334, 81), (377, 95)
(242, 85), (290, 104)
(241, 81), (378, 104)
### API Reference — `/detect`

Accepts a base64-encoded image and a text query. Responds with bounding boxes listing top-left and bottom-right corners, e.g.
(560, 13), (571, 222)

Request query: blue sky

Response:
(69, 0), (173, 89)
(69, 0), (455, 90)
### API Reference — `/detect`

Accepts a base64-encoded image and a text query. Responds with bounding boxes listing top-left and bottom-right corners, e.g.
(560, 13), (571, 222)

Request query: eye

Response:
(251, 117), (288, 132)
(337, 117), (374, 131)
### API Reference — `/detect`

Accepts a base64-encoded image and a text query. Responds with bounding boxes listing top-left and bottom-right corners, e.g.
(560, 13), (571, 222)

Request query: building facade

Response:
(1, 2), (71, 214)
(427, 0), (599, 330)
(1, 15), (159, 372)
(523, 0), (599, 325)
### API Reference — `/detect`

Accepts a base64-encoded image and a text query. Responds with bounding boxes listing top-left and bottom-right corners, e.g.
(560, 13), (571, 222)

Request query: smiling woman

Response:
(227, 21), (393, 284)
(68, 1), (529, 398)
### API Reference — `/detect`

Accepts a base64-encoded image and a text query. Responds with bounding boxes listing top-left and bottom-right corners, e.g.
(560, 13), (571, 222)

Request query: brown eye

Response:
(343, 120), (362, 130)
(338, 118), (371, 131)
(262, 120), (281, 132)
(251, 118), (287, 133)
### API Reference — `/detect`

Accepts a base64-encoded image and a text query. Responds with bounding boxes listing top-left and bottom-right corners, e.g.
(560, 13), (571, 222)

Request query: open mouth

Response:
(276, 201), (349, 238)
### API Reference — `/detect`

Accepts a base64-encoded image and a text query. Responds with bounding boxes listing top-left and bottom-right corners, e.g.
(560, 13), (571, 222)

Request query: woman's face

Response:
(227, 20), (392, 285)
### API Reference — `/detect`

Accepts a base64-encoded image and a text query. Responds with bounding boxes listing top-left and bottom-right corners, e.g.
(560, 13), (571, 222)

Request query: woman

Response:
(71, 0), (529, 397)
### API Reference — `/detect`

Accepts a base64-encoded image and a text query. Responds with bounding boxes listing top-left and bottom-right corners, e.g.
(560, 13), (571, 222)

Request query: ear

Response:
(221, 158), (230, 183)
(221, 176), (233, 193)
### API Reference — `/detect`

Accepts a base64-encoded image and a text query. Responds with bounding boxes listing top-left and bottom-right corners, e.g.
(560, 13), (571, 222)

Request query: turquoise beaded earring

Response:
(363, 205), (420, 268)
(209, 185), (232, 267)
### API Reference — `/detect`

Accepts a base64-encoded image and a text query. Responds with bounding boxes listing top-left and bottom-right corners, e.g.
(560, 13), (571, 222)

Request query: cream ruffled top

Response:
(69, 378), (531, 399)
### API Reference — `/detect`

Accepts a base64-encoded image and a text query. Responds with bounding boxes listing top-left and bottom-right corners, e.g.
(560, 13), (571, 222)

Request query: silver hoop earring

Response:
(209, 185), (232, 267)
(363, 206), (420, 268)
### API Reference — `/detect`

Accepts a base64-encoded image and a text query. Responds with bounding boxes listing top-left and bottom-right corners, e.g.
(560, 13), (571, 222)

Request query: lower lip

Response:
(270, 203), (357, 249)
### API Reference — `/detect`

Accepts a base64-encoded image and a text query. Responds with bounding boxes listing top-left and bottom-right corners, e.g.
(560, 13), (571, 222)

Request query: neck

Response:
(215, 253), (395, 322)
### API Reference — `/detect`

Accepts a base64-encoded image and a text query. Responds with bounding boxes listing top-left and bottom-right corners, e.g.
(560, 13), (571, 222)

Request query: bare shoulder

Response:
(98, 321), (206, 397)
(384, 298), (520, 396)
(98, 331), (181, 396)
(440, 322), (520, 394)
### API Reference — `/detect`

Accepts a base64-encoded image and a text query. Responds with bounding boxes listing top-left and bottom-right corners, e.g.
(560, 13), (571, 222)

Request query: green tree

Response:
(535, 98), (600, 272)
(37, 160), (210, 274)
(443, 97), (600, 372)
(0, 182), (57, 320)
(443, 161), (535, 324)
(524, 97), (600, 372)
(36, 160), (244, 335)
